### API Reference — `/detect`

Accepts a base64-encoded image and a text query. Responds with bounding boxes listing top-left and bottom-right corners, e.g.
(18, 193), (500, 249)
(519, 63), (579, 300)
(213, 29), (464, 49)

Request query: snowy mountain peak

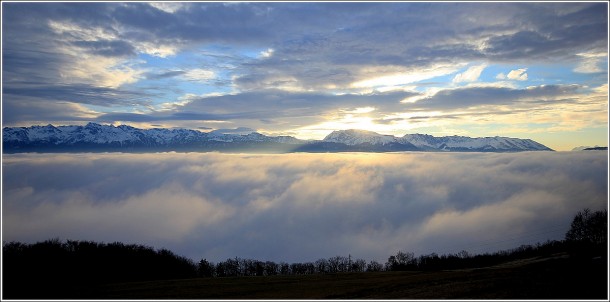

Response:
(400, 133), (552, 151)
(323, 129), (397, 145)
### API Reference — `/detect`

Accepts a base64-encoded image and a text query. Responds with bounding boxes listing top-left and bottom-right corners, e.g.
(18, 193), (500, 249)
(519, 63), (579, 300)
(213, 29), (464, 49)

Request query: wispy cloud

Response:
(453, 64), (487, 83)
(496, 68), (528, 81)
(574, 52), (607, 73)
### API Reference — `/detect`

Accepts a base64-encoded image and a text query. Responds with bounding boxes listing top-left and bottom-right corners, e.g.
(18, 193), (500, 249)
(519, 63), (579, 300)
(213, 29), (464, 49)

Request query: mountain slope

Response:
(400, 133), (552, 152)
(2, 123), (306, 153)
(317, 130), (551, 152)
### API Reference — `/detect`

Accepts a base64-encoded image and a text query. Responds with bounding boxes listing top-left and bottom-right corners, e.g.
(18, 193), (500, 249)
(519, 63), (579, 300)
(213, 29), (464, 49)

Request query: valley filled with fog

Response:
(2, 151), (607, 263)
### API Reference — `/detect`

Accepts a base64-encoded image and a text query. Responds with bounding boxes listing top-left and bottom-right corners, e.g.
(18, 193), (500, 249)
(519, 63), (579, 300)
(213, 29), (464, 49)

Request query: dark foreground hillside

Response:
(8, 253), (605, 300)
(3, 209), (606, 299)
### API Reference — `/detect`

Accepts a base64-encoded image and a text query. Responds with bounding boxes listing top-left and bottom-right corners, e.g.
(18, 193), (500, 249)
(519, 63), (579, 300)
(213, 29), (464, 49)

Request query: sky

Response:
(3, 151), (607, 263)
(1, 2), (609, 150)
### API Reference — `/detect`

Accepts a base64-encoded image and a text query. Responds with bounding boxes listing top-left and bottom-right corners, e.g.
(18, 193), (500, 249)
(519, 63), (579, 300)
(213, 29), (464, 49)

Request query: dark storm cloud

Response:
(3, 152), (607, 263)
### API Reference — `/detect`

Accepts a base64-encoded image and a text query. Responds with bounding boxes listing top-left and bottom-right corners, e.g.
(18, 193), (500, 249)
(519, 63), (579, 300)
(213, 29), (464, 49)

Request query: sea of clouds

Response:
(2, 151), (607, 263)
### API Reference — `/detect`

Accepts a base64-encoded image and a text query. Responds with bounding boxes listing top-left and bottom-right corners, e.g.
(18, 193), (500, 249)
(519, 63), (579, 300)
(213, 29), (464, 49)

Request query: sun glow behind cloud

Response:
(350, 64), (464, 90)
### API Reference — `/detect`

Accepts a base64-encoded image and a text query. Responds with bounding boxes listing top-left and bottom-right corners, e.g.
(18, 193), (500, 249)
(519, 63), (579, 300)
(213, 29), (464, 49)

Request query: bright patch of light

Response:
(135, 42), (178, 58)
(350, 64), (463, 89)
(574, 52), (607, 73)
(375, 85), (418, 93)
(62, 56), (143, 88)
(452, 64), (487, 83)
(344, 107), (376, 114)
(148, 2), (188, 14)
(182, 69), (216, 82)
(400, 87), (444, 104)
(497, 68), (528, 81)
(260, 48), (275, 58)
(48, 20), (117, 41)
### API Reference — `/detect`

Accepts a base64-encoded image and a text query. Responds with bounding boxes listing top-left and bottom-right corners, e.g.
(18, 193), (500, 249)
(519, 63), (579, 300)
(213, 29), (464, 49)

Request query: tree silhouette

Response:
(565, 208), (607, 258)
(198, 259), (215, 277)
(565, 208), (607, 245)
(366, 260), (384, 272)
(5, 207), (605, 299)
(385, 251), (416, 271)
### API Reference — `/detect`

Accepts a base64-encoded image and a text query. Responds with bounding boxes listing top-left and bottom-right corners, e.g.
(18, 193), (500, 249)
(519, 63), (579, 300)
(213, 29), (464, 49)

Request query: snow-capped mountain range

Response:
(2, 123), (553, 153)
(317, 129), (551, 152)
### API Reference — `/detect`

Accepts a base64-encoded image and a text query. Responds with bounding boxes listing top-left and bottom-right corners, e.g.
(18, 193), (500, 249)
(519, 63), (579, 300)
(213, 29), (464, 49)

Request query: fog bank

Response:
(2, 151), (607, 263)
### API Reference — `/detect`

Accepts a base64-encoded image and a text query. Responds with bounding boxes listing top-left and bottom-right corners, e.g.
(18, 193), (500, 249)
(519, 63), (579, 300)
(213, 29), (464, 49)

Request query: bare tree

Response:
(566, 208), (608, 245)
(366, 260), (384, 272)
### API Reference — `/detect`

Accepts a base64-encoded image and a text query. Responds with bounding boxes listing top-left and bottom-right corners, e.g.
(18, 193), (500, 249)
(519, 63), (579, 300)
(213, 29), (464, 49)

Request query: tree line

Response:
(3, 208), (606, 298)
(199, 208), (606, 276)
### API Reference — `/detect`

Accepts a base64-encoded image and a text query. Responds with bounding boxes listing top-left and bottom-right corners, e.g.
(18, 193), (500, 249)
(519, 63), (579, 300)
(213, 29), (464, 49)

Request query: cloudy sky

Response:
(2, 2), (608, 150)
(3, 152), (607, 263)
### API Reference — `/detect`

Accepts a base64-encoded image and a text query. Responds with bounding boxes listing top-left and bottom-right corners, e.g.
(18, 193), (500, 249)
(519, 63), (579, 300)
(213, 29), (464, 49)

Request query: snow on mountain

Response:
(571, 145), (602, 151)
(323, 129), (397, 145)
(400, 133), (552, 151)
(3, 124), (553, 152)
(324, 130), (552, 151)
(2, 123), (305, 150)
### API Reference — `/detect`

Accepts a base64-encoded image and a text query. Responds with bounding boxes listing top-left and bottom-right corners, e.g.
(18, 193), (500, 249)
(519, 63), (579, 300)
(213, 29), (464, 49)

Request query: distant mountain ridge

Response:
(583, 146), (608, 151)
(2, 123), (553, 153)
(312, 129), (551, 152)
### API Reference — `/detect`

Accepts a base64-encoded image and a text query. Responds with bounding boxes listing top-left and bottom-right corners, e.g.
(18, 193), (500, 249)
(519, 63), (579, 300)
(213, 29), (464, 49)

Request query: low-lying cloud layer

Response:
(2, 152), (607, 263)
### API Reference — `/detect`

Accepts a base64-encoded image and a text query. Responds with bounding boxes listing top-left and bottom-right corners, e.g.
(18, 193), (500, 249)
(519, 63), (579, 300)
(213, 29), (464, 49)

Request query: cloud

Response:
(209, 127), (256, 135)
(229, 3), (606, 91)
(148, 2), (190, 14)
(3, 152), (607, 263)
(574, 52), (607, 73)
(482, 4), (607, 61)
(259, 48), (274, 58)
(452, 64), (487, 83)
(182, 69), (216, 82)
(71, 40), (136, 58)
(351, 64), (464, 90)
(408, 84), (581, 110)
(145, 70), (187, 80)
(3, 84), (153, 107)
(506, 68), (528, 81)
(1, 98), (99, 125)
(95, 90), (417, 128)
(495, 68), (528, 81)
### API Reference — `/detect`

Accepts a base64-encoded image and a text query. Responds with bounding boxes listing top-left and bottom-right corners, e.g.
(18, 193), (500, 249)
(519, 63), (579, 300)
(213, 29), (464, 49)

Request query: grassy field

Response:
(68, 254), (606, 300)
